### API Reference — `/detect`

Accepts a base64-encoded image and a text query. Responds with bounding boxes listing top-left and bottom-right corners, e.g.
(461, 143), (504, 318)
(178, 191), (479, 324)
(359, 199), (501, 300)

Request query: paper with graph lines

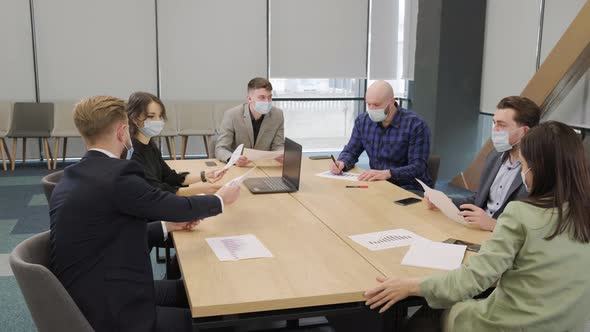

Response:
(348, 229), (428, 251)
(316, 170), (361, 181)
(206, 234), (273, 261)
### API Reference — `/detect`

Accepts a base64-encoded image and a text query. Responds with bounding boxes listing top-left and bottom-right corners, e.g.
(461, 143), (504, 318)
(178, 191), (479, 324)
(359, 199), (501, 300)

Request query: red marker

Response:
(346, 185), (368, 188)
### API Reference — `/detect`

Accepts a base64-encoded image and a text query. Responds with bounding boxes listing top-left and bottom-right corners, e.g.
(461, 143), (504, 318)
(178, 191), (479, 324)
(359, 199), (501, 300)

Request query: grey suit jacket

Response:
(452, 150), (528, 219)
(215, 103), (285, 162)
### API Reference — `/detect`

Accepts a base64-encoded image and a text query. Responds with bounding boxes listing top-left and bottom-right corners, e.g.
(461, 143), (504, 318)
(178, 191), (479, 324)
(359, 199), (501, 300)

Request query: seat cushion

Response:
(178, 129), (215, 136)
(51, 129), (81, 137)
(8, 131), (52, 138)
(9, 102), (54, 137)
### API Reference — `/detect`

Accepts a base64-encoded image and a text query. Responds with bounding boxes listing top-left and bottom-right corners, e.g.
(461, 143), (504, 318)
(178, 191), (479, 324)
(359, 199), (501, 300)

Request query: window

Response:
(271, 79), (364, 98)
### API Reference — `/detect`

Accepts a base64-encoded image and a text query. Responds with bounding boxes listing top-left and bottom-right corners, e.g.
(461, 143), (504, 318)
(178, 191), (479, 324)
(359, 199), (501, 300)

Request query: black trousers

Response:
(154, 279), (193, 332)
(327, 309), (389, 332)
(404, 305), (445, 332)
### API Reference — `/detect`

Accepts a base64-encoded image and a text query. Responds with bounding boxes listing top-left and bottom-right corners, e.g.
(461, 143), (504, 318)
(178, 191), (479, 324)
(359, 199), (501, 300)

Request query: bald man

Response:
(330, 81), (432, 191)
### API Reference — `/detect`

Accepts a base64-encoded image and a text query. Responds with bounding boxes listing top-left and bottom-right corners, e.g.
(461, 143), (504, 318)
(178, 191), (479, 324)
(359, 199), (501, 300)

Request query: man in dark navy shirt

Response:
(330, 81), (432, 191)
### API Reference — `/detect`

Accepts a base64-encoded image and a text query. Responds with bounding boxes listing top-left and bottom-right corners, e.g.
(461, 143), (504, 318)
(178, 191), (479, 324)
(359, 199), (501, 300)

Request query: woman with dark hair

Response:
(364, 121), (590, 331)
(126, 92), (226, 195)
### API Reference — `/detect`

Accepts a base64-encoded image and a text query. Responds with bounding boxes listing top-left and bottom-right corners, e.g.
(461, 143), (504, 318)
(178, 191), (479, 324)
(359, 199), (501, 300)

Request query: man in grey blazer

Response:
(215, 77), (285, 165)
(426, 96), (541, 231)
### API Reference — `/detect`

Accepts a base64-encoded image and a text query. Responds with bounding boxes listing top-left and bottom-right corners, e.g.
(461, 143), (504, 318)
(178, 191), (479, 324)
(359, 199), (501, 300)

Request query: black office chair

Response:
(427, 154), (441, 188)
(41, 170), (64, 202)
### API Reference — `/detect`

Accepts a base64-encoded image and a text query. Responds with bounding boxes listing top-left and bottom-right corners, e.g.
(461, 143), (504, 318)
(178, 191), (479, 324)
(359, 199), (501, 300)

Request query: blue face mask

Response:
(139, 120), (165, 138)
(125, 132), (134, 160)
(255, 101), (272, 115)
(491, 130), (512, 152)
(491, 127), (526, 153)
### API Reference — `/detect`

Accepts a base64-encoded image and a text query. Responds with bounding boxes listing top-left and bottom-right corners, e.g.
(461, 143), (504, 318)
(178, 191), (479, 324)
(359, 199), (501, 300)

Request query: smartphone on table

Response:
(393, 197), (422, 206)
(443, 238), (481, 252)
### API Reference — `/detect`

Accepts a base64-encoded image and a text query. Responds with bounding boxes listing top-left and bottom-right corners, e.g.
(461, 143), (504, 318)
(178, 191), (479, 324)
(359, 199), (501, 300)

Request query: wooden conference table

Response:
(166, 158), (490, 330)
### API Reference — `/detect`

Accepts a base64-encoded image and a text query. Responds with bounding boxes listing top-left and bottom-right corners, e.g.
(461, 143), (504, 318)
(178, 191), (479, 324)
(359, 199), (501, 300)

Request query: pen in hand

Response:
(330, 155), (343, 175)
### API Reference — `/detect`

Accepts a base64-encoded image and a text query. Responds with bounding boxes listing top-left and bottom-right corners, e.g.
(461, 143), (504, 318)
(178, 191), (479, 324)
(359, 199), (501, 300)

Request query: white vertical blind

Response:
(369, 0), (399, 80)
(369, 0), (418, 80)
(0, 0), (36, 101)
(401, 0), (418, 80)
(270, 0), (368, 79)
(33, 0), (157, 101)
(158, 0), (267, 101)
(479, 0), (541, 114)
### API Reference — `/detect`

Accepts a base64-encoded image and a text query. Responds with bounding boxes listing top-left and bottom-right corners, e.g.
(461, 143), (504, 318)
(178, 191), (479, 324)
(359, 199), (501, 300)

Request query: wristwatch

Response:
(200, 170), (207, 183)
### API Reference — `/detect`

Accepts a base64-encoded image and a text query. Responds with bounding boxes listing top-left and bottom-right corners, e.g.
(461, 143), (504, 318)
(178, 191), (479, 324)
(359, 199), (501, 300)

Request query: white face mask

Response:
(367, 103), (389, 122)
(491, 130), (512, 152)
(520, 167), (531, 192)
(491, 127), (524, 153)
(139, 120), (165, 138)
(254, 101), (272, 115)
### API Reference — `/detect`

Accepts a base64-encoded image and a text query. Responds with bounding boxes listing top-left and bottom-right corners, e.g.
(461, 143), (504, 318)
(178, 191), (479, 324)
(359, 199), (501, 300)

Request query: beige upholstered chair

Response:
(158, 103), (179, 160)
(0, 102), (13, 171)
(51, 101), (79, 169)
(8, 102), (54, 170)
(213, 101), (242, 133)
(174, 102), (216, 159)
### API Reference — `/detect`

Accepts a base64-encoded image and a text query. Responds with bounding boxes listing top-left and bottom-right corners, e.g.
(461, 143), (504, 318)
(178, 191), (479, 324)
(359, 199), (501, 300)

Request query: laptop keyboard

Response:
(263, 177), (290, 190)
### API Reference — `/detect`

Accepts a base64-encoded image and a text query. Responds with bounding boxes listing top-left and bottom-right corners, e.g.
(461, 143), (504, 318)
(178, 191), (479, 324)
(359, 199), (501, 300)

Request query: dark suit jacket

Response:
(49, 150), (222, 332)
(452, 151), (528, 219)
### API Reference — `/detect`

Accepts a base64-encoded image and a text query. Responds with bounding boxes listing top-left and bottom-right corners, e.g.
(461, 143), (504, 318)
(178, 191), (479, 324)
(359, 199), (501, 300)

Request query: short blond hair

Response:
(73, 96), (127, 144)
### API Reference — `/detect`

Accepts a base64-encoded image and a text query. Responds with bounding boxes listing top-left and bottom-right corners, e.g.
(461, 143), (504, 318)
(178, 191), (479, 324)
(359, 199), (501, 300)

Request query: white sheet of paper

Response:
(225, 167), (257, 187)
(316, 170), (361, 181)
(401, 240), (466, 270)
(349, 229), (428, 251)
(243, 148), (283, 161)
(416, 178), (468, 226)
(216, 144), (244, 176)
(206, 234), (273, 262)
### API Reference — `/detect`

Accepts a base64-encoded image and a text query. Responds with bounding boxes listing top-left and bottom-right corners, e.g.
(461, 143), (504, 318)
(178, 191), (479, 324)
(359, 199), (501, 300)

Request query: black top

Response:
(249, 111), (265, 143)
(131, 138), (187, 193)
(49, 150), (223, 331)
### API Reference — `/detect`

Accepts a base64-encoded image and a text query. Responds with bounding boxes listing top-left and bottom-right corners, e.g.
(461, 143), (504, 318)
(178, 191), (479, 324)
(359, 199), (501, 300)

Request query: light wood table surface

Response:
(167, 160), (384, 318)
(256, 158), (492, 279)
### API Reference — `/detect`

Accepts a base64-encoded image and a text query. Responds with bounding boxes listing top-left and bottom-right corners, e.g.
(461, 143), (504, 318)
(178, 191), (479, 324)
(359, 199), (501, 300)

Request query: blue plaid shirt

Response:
(338, 108), (433, 191)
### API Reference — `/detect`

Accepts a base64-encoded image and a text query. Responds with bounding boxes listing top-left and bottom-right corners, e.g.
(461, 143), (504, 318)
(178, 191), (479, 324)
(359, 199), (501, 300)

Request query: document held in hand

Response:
(243, 148), (283, 161)
(215, 144), (244, 176)
(224, 167), (257, 187)
(415, 178), (468, 226)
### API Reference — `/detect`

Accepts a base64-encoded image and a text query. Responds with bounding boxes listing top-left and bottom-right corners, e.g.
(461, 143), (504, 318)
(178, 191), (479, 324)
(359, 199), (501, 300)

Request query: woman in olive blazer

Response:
(364, 121), (590, 332)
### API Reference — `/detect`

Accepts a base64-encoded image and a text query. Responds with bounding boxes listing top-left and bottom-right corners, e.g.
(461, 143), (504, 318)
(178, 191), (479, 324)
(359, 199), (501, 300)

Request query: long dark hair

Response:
(520, 121), (590, 243)
(126, 91), (167, 140)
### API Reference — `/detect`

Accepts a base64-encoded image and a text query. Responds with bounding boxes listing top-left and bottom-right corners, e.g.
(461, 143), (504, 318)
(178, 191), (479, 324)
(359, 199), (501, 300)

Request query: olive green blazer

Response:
(421, 201), (590, 332)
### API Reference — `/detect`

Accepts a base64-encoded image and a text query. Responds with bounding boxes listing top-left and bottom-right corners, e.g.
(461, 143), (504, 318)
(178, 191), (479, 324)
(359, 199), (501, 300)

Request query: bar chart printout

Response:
(206, 234), (273, 261)
(349, 229), (427, 251)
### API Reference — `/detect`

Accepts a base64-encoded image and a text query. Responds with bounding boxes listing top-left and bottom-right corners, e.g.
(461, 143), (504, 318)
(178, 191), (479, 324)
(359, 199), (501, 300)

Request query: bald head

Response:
(366, 80), (395, 110)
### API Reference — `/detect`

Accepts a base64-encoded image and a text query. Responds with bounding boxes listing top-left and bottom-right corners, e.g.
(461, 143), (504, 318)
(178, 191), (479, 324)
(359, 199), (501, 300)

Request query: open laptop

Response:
(243, 138), (302, 194)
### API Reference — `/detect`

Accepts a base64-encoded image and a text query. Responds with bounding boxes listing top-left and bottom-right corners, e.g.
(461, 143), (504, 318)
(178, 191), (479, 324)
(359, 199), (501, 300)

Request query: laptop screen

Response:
(281, 138), (302, 189)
